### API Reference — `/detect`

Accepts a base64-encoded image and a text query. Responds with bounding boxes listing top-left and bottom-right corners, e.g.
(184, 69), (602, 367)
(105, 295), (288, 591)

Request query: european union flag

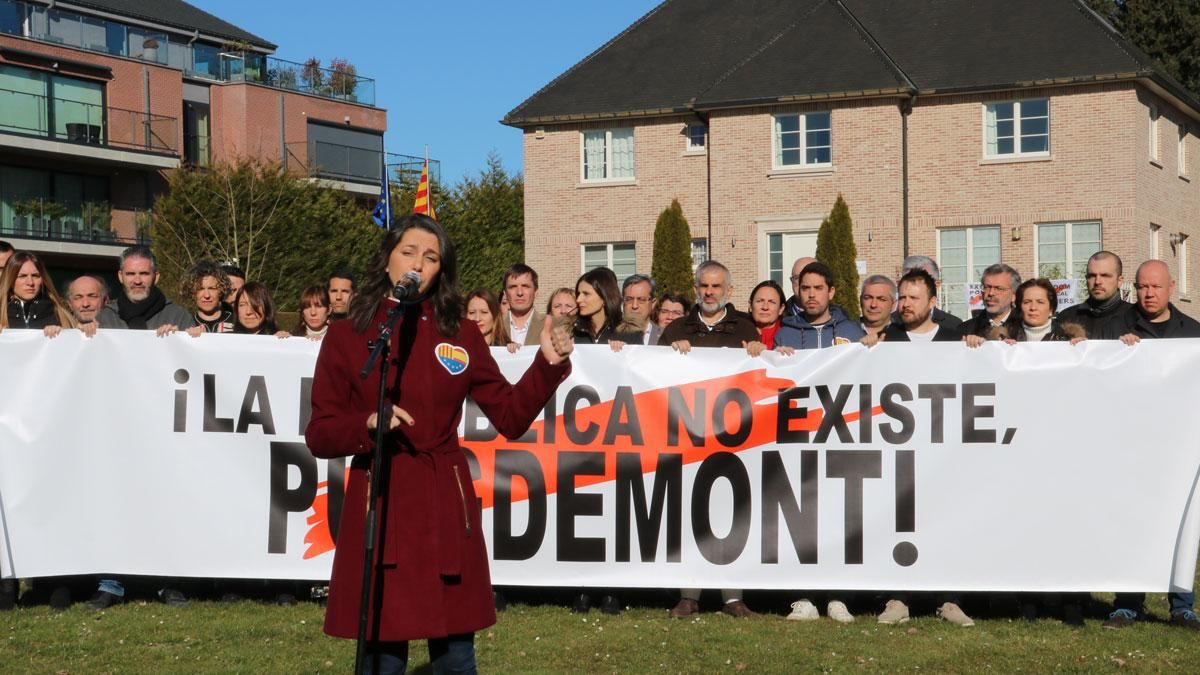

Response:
(371, 164), (391, 228)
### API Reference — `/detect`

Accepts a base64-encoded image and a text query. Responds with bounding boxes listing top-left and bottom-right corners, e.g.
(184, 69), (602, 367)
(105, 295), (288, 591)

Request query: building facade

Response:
(507, 0), (1200, 318)
(0, 0), (387, 280)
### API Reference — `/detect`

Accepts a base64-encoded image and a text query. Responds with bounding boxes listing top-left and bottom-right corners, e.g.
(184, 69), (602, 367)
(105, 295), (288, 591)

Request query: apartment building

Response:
(505, 0), (1200, 319)
(0, 0), (387, 279)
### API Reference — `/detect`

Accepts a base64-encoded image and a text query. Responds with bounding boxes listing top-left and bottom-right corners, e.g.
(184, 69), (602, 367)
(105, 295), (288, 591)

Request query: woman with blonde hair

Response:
(0, 250), (74, 334)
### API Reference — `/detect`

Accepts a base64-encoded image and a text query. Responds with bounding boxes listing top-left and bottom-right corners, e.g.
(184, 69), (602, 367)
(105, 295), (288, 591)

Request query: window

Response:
(938, 226), (1001, 319)
(1151, 223), (1161, 260)
(1036, 221), (1101, 301)
(581, 128), (634, 181)
(1179, 125), (1188, 175)
(582, 242), (636, 279)
(984, 99), (1049, 157)
(1149, 105), (1160, 162)
(0, 64), (103, 142)
(1181, 236), (1190, 294)
(773, 112), (831, 168)
(691, 238), (708, 271)
(685, 124), (706, 151)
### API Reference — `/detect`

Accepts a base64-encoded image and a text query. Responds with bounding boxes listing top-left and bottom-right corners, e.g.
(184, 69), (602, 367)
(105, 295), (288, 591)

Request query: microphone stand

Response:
(354, 294), (418, 675)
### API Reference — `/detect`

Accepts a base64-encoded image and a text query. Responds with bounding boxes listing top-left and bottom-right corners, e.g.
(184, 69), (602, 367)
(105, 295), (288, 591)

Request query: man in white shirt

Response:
(618, 273), (661, 345)
(502, 263), (544, 346)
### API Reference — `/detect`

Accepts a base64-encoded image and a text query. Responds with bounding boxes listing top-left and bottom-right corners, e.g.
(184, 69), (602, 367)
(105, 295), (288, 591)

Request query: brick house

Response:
(505, 0), (1200, 319)
(0, 0), (387, 280)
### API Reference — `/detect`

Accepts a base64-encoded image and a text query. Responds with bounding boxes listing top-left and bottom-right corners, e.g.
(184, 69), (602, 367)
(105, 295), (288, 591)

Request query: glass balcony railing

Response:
(0, 197), (146, 246)
(285, 144), (440, 188)
(0, 0), (377, 106)
(0, 87), (179, 154)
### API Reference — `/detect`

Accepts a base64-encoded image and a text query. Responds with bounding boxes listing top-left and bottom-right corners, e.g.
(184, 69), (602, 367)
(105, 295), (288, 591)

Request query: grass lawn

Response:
(2, 587), (1198, 673)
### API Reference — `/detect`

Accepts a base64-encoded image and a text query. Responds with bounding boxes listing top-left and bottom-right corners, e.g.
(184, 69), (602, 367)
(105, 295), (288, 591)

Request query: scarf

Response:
(1084, 293), (1124, 317)
(117, 286), (168, 330)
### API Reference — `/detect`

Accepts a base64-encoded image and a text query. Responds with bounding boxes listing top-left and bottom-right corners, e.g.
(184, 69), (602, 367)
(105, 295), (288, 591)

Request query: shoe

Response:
(936, 602), (975, 627)
(827, 600), (855, 623)
(571, 593), (591, 613)
(49, 586), (72, 611)
(84, 591), (123, 610)
(877, 599), (910, 624)
(493, 590), (507, 612)
(669, 597), (699, 618)
(787, 598), (820, 621)
(599, 595), (621, 615)
(1062, 603), (1084, 628)
(158, 588), (189, 608)
(274, 592), (297, 606)
(721, 600), (756, 618)
(0, 580), (15, 611)
(1102, 608), (1138, 629)
(1170, 610), (1200, 631)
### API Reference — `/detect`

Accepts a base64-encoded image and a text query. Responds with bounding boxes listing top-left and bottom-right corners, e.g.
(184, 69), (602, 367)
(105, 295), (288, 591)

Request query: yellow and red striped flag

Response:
(412, 159), (435, 219)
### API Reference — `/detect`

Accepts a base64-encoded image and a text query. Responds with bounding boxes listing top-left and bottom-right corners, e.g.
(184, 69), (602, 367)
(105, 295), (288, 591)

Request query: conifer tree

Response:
(815, 194), (860, 320)
(651, 199), (696, 304)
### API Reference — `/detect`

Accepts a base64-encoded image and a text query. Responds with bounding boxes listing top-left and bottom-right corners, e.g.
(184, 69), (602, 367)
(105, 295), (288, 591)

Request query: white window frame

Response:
(1179, 124), (1188, 176)
(1033, 221), (1102, 290)
(983, 98), (1050, 159)
(685, 124), (707, 152)
(937, 225), (1002, 319)
(772, 112), (832, 169)
(1149, 105), (1160, 163)
(690, 238), (708, 271)
(581, 242), (636, 277)
(579, 128), (635, 183)
(1151, 223), (1161, 260)
(1180, 235), (1190, 294)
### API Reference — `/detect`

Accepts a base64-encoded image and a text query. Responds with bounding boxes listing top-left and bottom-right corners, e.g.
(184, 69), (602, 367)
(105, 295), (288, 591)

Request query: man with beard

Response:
(959, 263), (1020, 339)
(879, 270), (963, 342)
(775, 262), (864, 349)
(892, 255), (962, 330)
(110, 246), (193, 334)
(1055, 251), (1133, 337)
(657, 260), (758, 619)
(66, 275), (126, 335)
(327, 268), (355, 322)
(1099, 259), (1200, 631)
(859, 274), (896, 338)
(657, 260), (758, 353)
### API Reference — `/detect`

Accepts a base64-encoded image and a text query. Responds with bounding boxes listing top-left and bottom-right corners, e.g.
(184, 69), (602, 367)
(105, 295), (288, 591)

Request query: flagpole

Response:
(383, 154), (392, 228)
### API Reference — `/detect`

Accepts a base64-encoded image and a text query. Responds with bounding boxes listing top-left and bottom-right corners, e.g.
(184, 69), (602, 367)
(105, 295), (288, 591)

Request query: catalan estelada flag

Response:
(412, 159), (436, 220)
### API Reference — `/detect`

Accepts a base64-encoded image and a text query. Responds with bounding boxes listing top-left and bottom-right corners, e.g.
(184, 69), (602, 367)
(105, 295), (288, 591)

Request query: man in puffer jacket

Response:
(776, 261), (864, 349)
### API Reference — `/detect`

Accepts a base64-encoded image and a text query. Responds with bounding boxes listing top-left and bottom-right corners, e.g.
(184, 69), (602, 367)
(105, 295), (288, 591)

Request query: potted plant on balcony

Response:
(329, 58), (358, 101)
(302, 57), (324, 95)
(81, 201), (113, 240)
(143, 38), (159, 62)
(9, 199), (36, 236)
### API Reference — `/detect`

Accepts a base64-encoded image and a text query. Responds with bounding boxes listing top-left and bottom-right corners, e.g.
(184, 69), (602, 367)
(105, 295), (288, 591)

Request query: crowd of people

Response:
(1, 236), (1197, 633)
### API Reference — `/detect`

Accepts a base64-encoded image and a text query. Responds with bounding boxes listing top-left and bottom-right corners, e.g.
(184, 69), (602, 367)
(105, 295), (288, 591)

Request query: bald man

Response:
(1099, 259), (1200, 631)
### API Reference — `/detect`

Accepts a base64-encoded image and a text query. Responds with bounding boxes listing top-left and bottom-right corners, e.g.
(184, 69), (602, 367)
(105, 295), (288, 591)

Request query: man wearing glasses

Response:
(958, 264), (1020, 339)
(619, 274), (661, 345)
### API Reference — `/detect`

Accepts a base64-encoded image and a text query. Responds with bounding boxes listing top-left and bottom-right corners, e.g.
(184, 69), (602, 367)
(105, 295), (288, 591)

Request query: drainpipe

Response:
(900, 93), (915, 258)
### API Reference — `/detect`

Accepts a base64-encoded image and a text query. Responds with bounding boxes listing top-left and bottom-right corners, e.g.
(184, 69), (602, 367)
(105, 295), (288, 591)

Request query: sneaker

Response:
(1170, 610), (1200, 631)
(598, 595), (621, 616)
(877, 599), (910, 624)
(787, 599), (820, 621)
(721, 600), (756, 618)
(936, 602), (975, 627)
(827, 600), (855, 623)
(669, 597), (699, 618)
(571, 593), (591, 614)
(1102, 608), (1138, 629)
(158, 588), (189, 608)
(84, 591), (123, 610)
(48, 586), (72, 611)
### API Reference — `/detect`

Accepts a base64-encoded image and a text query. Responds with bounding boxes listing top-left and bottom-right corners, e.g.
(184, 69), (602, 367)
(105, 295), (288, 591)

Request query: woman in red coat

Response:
(306, 214), (573, 673)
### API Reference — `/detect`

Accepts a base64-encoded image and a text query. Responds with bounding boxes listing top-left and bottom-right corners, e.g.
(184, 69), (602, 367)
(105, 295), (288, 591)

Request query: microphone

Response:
(392, 271), (422, 301)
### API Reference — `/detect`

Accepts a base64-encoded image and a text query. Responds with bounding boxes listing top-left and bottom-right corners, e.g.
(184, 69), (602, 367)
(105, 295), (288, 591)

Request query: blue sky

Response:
(196, 0), (661, 182)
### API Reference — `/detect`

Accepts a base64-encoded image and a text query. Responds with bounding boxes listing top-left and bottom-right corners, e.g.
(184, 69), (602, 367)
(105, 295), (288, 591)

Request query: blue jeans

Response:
(98, 579), (125, 597)
(362, 633), (476, 675)
(1114, 591), (1195, 616)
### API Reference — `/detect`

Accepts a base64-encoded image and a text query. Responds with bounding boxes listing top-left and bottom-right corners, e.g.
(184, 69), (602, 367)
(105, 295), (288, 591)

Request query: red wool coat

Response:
(305, 299), (570, 641)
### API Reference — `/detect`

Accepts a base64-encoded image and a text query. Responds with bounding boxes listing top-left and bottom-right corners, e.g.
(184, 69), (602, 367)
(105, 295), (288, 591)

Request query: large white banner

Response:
(1, 331), (1199, 593)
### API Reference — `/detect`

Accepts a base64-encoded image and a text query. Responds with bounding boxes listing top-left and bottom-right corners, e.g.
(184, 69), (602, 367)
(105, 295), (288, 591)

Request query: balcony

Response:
(208, 53), (376, 107)
(0, 86), (179, 168)
(0, 198), (146, 247)
(285, 143), (440, 196)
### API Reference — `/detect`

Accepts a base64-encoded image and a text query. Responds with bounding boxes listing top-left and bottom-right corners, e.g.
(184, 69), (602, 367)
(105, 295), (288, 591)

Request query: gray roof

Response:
(504, 0), (1192, 126)
(66, 0), (276, 50)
